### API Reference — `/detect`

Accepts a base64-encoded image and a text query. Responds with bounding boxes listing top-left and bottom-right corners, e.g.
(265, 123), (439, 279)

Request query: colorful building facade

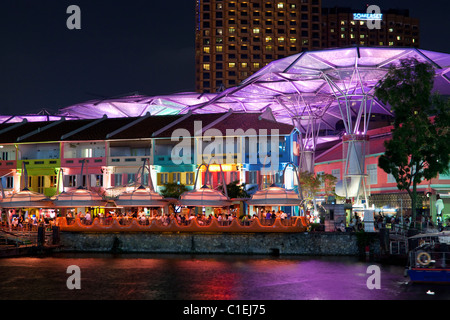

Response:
(314, 125), (450, 224)
(0, 111), (298, 206)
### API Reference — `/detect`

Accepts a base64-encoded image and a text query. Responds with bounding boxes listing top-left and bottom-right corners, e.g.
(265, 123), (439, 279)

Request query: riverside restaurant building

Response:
(0, 47), (449, 229)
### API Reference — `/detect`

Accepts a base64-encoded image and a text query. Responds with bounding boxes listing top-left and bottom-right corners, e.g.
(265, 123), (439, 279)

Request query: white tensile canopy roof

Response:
(41, 47), (450, 141)
(114, 185), (167, 207)
(184, 47), (450, 135)
(0, 188), (53, 208)
(179, 185), (232, 207)
(0, 47), (446, 139)
(52, 187), (106, 208)
(247, 185), (301, 206)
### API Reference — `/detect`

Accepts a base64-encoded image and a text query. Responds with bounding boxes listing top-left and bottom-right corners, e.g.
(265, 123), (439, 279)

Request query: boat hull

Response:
(408, 268), (450, 283)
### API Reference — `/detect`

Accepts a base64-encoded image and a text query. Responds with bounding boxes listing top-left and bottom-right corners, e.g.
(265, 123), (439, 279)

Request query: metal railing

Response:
(56, 216), (308, 233)
(0, 224), (53, 247)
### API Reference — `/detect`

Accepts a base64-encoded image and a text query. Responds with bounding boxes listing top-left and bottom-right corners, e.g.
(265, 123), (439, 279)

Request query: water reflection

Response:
(0, 253), (448, 300)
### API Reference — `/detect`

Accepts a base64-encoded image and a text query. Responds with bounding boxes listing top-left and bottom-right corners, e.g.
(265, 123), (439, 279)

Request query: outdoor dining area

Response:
(0, 164), (308, 234)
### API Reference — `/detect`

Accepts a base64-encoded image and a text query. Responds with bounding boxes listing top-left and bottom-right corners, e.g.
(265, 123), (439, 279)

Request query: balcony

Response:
(0, 160), (16, 170)
(107, 156), (151, 167)
(153, 155), (193, 166)
(199, 153), (240, 164)
(63, 157), (105, 167)
(18, 159), (60, 169)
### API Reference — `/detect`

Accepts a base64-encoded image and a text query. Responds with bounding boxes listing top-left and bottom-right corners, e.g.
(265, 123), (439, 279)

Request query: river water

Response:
(0, 253), (448, 300)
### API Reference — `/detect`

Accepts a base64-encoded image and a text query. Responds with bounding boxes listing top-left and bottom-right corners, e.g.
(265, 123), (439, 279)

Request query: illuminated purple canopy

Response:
(2, 48), (449, 138)
(56, 92), (218, 119)
(183, 47), (450, 134)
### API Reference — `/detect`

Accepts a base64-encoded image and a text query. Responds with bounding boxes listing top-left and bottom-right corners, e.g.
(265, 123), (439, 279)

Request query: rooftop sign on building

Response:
(352, 13), (383, 21)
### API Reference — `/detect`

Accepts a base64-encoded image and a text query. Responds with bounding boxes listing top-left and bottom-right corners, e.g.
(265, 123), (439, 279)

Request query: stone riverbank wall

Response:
(59, 232), (381, 256)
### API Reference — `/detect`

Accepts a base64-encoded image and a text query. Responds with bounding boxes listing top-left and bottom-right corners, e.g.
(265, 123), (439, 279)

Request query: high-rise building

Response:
(321, 7), (420, 49)
(195, 1), (420, 94)
(195, 0), (322, 93)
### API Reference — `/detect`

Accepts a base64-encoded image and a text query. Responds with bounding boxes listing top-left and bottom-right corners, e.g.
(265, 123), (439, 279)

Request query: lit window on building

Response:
(69, 175), (77, 187)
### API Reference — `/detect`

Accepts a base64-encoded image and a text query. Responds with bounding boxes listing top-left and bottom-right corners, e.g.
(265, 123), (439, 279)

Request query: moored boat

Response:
(406, 231), (450, 283)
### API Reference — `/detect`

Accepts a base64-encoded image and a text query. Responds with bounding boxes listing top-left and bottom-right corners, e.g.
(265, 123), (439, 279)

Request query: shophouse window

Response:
(49, 176), (57, 188)
(316, 171), (324, 188)
(127, 173), (135, 184)
(94, 174), (103, 187)
(367, 164), (378, 185)
(387, 173), (397, 183)
(160, 173), (168, 185)
(248, 171), (258, 184)
(172, 172), (181, 184)
(5, 176), (13, 189)
(186, 172), (195, 185)
(114, 173), (122, 186)
(230, 171), (238, 183)
(331, 169), (340, 180)
(68, 175), (77, 187)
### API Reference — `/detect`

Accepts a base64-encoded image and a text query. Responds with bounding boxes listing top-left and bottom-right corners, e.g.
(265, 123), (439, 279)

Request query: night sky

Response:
(0, 0), (449, 115)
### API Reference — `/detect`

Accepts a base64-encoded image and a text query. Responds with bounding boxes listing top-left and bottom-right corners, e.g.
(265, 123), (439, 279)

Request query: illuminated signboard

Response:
(353, 13), (383, 20)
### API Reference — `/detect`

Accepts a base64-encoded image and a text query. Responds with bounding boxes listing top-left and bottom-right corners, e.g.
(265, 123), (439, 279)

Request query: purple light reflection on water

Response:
(0, 253), (448, 300)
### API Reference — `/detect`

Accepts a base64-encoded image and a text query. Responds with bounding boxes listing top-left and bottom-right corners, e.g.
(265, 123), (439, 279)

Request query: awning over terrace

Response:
(115, 185), (167, 207)
(179, 185), (232, 207)
(247, 184), (301, 207)
(52, 187), (106, 208)
(0, 188), (53, 208)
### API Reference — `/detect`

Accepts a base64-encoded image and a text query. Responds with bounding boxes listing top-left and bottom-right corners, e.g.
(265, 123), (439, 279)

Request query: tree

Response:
(218, 180), (256, 199)
(299, 171), (321, 202)
(160, 182), (188, 199)
(375, 58), (450, 220)
(321, 173), (338, 196)
(299, 172), (337, 200)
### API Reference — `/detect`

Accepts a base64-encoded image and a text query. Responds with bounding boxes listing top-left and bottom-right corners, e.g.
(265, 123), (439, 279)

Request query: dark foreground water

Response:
(0, 253), (448, 300)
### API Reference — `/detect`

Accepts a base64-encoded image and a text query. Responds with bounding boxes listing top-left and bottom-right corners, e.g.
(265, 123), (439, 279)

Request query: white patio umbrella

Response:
(0, 188), (53, 208)
(52, 187), (106, 208)
(178, 163), (231, 207)
(115, 185), (167, 207)
(247, 184), (301, 206)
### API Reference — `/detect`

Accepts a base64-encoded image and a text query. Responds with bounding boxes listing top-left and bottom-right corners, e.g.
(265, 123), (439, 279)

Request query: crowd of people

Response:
(70, 207), (295, 228)
(1, 209), (55, 231)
